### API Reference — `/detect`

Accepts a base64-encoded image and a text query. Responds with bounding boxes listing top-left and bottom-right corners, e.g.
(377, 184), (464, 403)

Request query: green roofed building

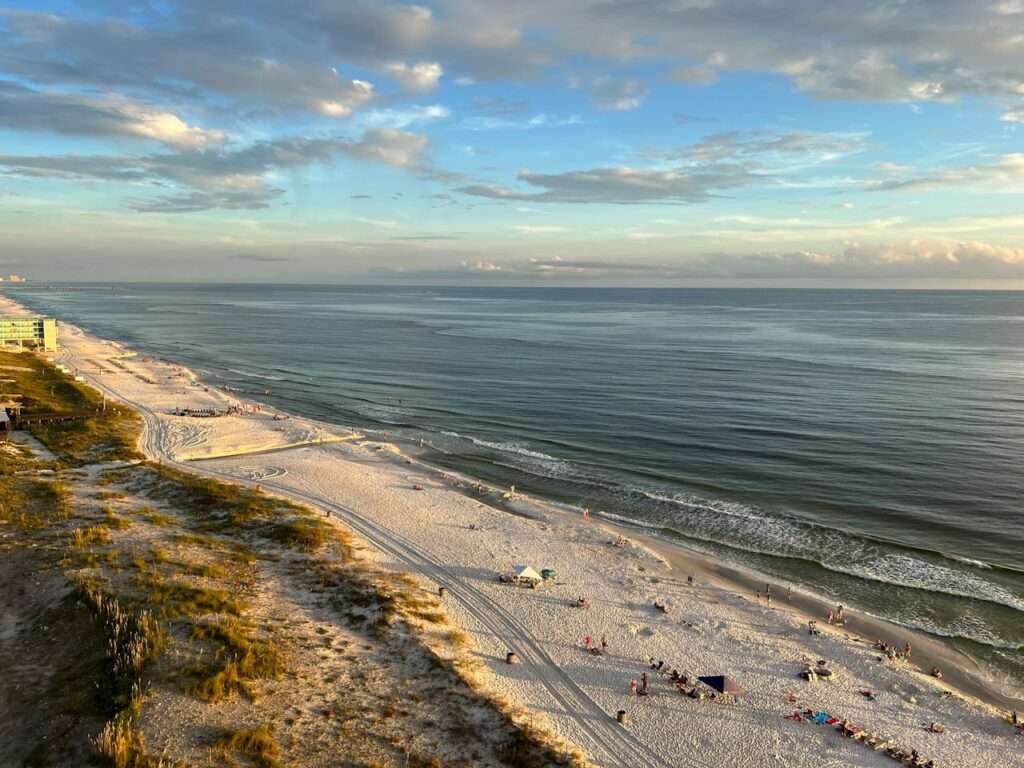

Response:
(0, 316), (58, 351)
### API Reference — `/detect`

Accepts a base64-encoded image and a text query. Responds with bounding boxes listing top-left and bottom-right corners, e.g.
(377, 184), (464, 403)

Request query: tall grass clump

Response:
(75, 578), (169, 767)
(74, 578), (166, 694)
(190, 618), (285, 702)
(215, 723), (281, 768)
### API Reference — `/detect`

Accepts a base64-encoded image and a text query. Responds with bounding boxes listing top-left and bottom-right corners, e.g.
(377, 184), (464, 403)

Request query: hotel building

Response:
(0, 316), (58, 351)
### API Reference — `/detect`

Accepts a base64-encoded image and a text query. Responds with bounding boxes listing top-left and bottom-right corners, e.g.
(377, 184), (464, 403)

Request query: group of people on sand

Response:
(875, 639), (914, 663)
(628, 673), (650, 697)
(171, 406), (219, 418)
(628, 658), (728, 701)
(582, 634), (608, 656)
(785, 706), (941, 767)
(802, 603), (847, 628)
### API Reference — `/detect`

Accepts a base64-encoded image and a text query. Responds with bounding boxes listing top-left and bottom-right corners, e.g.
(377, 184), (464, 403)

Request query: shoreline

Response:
(373, 443), (1023, 712)
(5, 291), (1023, 767)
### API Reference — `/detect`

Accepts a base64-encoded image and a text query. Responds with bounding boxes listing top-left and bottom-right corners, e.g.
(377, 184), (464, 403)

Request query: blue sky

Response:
(1, 1), (1023, 285)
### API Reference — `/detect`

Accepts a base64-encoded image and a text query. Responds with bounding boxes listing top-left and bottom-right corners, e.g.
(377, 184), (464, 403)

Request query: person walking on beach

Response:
(836, 604), (845, 623)
(601, 635), (608, 654)
(630, 678), (638, 696)
(584, 635), (592, 651)
(787, 586), (792, 603)
(641, 672), (649, 695)
(904, 641), (912, 660)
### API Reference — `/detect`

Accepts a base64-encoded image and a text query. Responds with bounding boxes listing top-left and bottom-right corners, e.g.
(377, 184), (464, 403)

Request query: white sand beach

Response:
(5, 294), (1023, 768)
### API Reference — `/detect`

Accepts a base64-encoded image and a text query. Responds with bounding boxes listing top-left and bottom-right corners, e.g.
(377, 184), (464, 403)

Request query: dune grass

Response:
(131, 570), (241, 620)
(215, 724), (282, 768)
(189, 618), (286, 702)
(0, 474), (73, 530)
(73, 524), (114, 548)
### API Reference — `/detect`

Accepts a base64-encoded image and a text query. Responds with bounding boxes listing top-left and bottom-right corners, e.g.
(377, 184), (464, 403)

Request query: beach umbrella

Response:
(698, 675), (747, 696)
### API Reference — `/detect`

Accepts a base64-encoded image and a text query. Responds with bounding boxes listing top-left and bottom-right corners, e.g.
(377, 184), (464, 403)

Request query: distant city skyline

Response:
(1, 1), (1023, 286)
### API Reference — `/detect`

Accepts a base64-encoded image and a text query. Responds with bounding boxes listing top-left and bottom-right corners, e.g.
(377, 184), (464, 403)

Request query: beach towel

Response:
(813, 712), (830, 725)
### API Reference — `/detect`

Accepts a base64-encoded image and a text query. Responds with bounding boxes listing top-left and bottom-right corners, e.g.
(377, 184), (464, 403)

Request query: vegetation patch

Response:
(190, 618), (286, 702)
(215, 723), (282, 768)
(73, 523), (114, 548)
(131, 571), (241, 619)
(0, 350), (140, 465)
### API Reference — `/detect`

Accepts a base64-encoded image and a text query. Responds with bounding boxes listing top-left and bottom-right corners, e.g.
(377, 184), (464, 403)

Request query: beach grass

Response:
(215, 723), (282, 768)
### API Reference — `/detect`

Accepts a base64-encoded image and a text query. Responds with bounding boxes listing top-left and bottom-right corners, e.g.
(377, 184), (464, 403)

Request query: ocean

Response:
(9, 283), (1024, 695)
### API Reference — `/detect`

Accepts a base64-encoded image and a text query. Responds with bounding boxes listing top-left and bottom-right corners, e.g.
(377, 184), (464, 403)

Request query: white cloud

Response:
(677, 131), (867, 163)
(625, 231), (671, 240)
(0, 82), (223, 149)
(358, 104), (450, 129)
(120, 106), (222, 148)
(461, 259), (504, 272)
(672, 52), (729, 85)
(460, 159), (761, 204)
(344, 128), (429, 168)
(461, 130), (864, 205)
(1001, 106), (1024, 123)
(876, 162), (909, 172)
(9, 1), (1024, 115)
(316, 79), (374, 118)
(868, 153), (1024, 192)
(418, 239), (1024, 282)
(995, 0), (1024, 14)
(356, 216), (398, 228)
(589, 76), (648, 111)
(0, 128), (437, 212)
(461, 113), (581, 131)
(385, 61), (444, 92)
(512, 224), (567, 233)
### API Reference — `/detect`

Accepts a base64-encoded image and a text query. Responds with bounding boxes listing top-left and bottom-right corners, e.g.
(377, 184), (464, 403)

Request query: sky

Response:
(1, 1), (1023, 286)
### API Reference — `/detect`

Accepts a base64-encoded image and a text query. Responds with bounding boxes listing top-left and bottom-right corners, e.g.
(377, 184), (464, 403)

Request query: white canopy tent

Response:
(512, 565), (542, 582)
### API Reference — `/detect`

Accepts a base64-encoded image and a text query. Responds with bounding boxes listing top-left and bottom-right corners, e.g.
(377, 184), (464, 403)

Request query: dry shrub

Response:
(268, 516), (330, 550)
(72, 524), (114, 548)
(190, 618), (286, 702)
(215, 723), (281, 768)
